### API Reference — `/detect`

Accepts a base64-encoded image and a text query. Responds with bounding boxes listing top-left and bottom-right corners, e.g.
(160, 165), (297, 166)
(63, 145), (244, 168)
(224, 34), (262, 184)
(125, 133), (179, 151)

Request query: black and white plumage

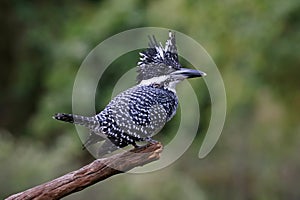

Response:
(53, 31), (206, 157)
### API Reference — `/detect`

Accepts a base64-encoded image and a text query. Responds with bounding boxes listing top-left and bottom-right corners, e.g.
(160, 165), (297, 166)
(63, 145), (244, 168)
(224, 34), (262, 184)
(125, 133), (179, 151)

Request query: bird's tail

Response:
(53, 113), (98, 128)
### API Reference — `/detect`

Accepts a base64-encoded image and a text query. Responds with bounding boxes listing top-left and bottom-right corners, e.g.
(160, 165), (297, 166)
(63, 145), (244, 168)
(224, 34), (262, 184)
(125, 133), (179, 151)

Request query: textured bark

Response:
(6, 143), (163, 200)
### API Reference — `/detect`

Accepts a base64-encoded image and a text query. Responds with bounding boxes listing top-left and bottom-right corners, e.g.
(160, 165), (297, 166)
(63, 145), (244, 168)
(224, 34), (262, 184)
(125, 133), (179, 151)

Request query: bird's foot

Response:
(131, 137), (158, 151)
(145, 137), (158, 144)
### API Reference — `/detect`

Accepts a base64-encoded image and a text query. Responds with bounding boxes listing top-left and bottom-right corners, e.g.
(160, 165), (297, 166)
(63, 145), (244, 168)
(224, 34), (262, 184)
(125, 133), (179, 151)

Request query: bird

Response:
(53, 31), (206, 157)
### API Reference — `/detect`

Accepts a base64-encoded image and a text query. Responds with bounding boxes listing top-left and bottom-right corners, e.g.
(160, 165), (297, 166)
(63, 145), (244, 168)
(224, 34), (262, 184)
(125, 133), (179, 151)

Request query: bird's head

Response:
(137, 31), (206, 91)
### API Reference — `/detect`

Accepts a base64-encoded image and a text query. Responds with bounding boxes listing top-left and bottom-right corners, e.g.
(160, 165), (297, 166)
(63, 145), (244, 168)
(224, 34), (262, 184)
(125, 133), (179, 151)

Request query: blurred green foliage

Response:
(1, 0), (300, 199)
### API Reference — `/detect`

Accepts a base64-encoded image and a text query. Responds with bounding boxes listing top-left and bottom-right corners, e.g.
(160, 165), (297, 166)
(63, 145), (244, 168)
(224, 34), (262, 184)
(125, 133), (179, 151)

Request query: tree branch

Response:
(6, 143), (163, 200)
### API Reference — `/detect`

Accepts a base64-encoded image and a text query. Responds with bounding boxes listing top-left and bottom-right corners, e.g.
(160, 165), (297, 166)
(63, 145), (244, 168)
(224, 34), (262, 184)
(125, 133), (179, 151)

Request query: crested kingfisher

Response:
(53, 31), (206, 156)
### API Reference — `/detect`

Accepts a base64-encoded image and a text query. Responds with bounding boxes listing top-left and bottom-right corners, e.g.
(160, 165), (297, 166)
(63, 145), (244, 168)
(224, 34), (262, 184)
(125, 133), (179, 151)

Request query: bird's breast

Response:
(97, 85), (178, 138)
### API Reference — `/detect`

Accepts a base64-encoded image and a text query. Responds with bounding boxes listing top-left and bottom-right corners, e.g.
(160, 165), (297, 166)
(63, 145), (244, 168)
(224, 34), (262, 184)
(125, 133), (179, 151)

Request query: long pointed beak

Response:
(171, 68), (207, 79)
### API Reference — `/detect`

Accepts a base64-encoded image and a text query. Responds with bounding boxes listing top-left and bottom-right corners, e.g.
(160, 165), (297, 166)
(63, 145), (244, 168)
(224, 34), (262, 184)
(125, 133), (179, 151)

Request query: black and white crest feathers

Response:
(137, 31), (182, 83)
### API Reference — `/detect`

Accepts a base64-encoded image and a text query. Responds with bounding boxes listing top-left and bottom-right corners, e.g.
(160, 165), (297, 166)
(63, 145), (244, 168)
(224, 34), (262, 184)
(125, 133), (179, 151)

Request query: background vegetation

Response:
(1, 0), (300, 199)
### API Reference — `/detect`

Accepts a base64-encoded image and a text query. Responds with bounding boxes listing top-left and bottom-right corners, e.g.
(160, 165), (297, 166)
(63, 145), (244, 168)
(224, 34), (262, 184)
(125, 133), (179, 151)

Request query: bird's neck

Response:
(138, 76), (179, 94)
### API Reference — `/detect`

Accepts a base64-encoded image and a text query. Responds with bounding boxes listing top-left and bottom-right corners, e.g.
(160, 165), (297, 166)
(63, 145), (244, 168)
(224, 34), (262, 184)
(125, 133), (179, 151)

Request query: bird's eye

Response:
(168, 66), (173, 69)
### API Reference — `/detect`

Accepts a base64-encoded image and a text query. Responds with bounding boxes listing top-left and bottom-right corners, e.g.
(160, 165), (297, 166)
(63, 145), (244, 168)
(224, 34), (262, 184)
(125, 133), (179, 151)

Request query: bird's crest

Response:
(137, 31), (182, 83)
